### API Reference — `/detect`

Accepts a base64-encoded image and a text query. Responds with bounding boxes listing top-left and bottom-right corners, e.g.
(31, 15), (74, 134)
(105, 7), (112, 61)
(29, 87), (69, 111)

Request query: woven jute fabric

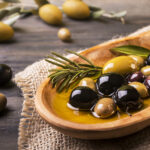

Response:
(15, 25), (150, 150)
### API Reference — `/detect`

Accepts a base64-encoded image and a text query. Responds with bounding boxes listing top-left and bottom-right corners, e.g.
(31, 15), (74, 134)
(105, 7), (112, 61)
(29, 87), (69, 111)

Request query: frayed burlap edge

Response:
(14, 25), (150, 150)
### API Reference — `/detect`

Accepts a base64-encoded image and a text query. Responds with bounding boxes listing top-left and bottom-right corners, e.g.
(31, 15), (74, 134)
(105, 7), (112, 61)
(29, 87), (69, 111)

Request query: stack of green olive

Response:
(68, 54), (150, 119)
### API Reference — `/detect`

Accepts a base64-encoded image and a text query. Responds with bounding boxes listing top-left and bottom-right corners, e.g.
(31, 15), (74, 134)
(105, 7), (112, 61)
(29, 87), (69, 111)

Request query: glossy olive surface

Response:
(129, 82), (149, 98)
(129, 55), (144, 67)
(57, 28), (71, 41)
(62, 0), (90, 19)
(102, 56), (139, 75)
(113, 85), (142, 112)
(144, 76), (150, 91)
(127, 71), (145, 83)
(0, 64), (12, 85)
(39, 4), (62, 25)
(93, 98), (117, 118)
(141, 66), (150, 76)
(78, 77), (95, 91)
(96, 73), (124, 96)
(69, 86), (98, 110)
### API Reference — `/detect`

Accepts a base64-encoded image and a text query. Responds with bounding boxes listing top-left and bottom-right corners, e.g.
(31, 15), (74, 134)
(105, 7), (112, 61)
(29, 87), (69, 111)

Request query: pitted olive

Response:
(78, 77), (95, 91)
(113, 85), (143, 112)
(62, 0), (90, 19)
(141, 66), (150, 76)
(129, 55), (144, 67)
(0, 22), (14, 42)
(102, 56), (140, 75)
(58, 28), (71, 41)
(93, 98), (117, 118)
(39, 4), (62, 25)
(69, 86), (98, 110)
(129, 82), (149, 98)
(96, 73), (124, 96)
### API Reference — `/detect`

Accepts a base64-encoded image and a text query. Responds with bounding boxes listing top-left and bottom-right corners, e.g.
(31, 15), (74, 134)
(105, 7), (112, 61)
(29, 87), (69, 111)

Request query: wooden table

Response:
(0, 0), (150, 149)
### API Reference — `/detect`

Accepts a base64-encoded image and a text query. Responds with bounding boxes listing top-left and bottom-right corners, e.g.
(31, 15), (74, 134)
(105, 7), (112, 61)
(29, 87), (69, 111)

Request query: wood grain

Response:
(0, 0), (150, 149)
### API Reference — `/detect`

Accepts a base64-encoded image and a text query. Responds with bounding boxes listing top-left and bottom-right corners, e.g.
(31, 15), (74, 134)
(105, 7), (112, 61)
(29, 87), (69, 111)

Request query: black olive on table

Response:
(0, 64), (12, 86)
(126, 71), (145, 83)
(113, 85), (143, 112)
(96, 73), (124, 96)
(69, 86), (99, 110)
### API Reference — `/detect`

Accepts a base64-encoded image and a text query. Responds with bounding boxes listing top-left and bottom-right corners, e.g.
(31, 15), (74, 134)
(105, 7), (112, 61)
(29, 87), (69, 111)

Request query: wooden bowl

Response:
(35, 31), (150, 139)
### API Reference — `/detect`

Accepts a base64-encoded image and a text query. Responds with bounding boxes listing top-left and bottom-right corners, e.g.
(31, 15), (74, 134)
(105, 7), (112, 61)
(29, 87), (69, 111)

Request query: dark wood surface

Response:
(0, 0), (150, 149)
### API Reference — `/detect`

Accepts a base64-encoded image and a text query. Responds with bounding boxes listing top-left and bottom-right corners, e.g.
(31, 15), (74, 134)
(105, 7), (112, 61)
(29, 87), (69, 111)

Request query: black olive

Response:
(96, 73), (124, 96)
(0, 64), (12, 86)
(113, 85), (143, 112)
(126, 71), (145, 83)
(145, 54), (150, 65)
(144, 76), (150, 91)
(69, 86), (99, 110)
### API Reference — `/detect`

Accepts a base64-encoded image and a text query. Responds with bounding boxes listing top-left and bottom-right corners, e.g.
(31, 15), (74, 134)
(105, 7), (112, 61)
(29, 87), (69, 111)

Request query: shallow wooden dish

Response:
(35, 31), (150, 139)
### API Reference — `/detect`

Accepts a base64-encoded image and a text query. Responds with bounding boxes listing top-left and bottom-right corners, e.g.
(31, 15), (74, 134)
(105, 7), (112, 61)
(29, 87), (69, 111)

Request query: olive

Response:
(78, 77), (95, 91)
(141, 66), (150, 76)
(62, 0), (90, 20)
(145, 54), (150, 65)
(93, 98), (117, 118)
(102, 56), (140, 75)
(0, 93), (7, 112)
(129, 55), (144, 67)
(39, 4), (62, 25)
(129, 82), (149, 98)
(127, 71), (145, 83)
(96, 73), (124, 96)
(58, 28), (71, 42)
(144, 76), (150, 91)
(113, 85), (143, 112)
(0, 64), (12, 85)
(0, 22), (14, 42)
(69, 86), (98, 110)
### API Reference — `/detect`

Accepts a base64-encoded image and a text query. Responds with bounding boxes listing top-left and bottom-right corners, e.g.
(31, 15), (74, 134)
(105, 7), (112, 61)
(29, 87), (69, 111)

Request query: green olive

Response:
(78, 77), (95, 91)
(0, 22), (14, 42)
(62, 0), (90, 19)
(129, 82), (149, 98)
(129, 55), (144, 67)
(102, 56), (140, 75)
(39, 4), (62, 25)
(141, 65), (150, 76)
(93, 98), (117, 118)
(0, 93), (7, 112)
(58, 28), (71, 41)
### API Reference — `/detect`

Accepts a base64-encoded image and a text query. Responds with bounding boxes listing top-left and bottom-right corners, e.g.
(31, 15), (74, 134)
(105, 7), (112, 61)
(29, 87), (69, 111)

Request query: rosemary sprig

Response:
(46, 50), (102, 93)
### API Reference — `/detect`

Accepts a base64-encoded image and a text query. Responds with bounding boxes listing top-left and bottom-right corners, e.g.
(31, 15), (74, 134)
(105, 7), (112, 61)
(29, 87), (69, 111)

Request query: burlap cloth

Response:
(15, 25), (150, 150)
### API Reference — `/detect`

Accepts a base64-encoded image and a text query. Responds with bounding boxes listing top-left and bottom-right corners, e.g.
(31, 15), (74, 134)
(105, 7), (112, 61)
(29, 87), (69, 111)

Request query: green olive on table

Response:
(0, 93), (7, 112)
(141, 66), (150, 76)
(58, 28), (71, 42)
(78, 77), (95, 91)
(129, 82), (149, 98)
(39, 4), (62, 25)
(0, 22), (14, 42)
(62, 0), (90, 20)
(102, 56), (140, 75)
(93, 98), (117, 118)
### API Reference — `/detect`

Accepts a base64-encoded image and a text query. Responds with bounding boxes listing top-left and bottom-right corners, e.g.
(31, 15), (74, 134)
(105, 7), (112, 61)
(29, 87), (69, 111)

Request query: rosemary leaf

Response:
(45, 59), (67, 68)
(2, 0), (20, 3)
(89, 5), (101, 11)
(51, 52), (80, 68)
(66, 50), (94, 66)
(91, 10), (105, 19)
(111, 45), (150, 57)
(34, 0), (49, 7)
